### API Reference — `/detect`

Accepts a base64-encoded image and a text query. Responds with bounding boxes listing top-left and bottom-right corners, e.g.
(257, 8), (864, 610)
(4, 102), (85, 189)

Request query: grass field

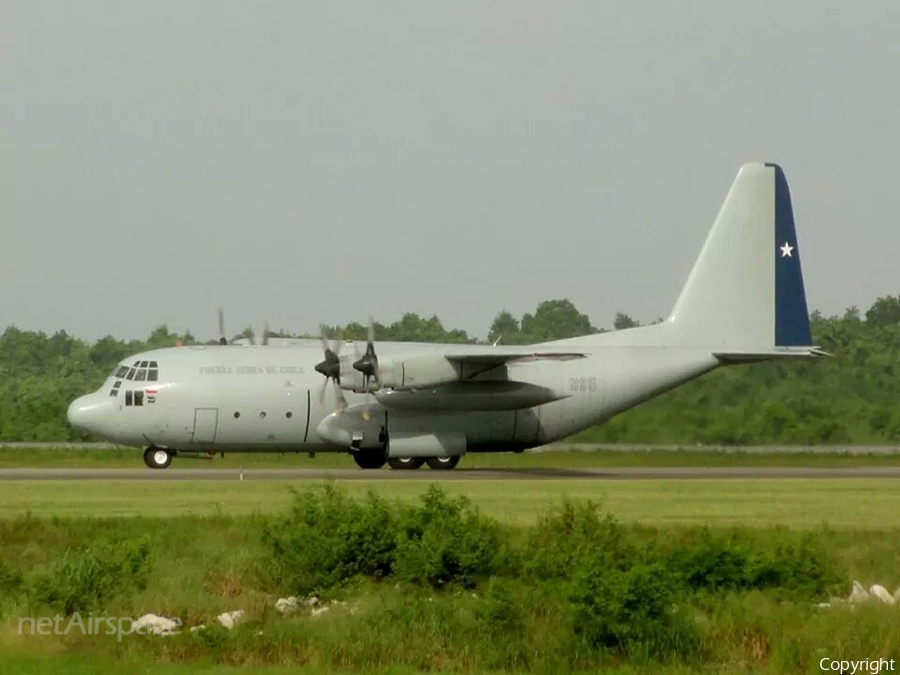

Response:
(1, 477), (899, 527)
(1, 480), (899, 674)
(3, 444), (900, 469)
(3, 465), (900, 673)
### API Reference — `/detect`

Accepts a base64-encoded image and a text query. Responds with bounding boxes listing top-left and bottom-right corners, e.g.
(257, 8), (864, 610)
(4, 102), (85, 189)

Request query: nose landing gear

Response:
(143, 447), (173, 469)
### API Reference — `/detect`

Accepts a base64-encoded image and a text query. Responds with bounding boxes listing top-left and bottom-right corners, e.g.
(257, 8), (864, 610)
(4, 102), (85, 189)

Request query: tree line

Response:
(2, 297), (900, 444)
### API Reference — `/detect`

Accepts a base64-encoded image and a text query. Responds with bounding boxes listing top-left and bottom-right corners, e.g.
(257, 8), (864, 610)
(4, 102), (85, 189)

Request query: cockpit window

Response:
(115, 361), (161, 388)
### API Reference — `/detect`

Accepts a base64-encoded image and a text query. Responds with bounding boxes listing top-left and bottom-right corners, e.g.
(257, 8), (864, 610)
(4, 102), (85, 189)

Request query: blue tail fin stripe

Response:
(768, 163), (812, 346)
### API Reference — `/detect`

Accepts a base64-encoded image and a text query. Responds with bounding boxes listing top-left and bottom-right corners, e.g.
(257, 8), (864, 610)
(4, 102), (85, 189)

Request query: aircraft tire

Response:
(353, 451), (387, 470)
(387, 457), (425, 470)
(425, 456), (460, 471)
(143, 447), (173, 470)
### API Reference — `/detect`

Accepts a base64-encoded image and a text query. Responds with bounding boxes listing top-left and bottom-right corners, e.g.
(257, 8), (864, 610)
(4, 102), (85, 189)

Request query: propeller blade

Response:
(218, 308), (228, 345)
(334, 380), (347, 411)
(367, 315), (375, 344)
(262, 320), (270, 346)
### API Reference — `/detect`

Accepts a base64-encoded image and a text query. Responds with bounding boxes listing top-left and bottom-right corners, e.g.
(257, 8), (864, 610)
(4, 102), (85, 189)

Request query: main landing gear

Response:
(143, 447), (173, 469)
(387, 457), (425, 470)
(352, 452), (460, 470)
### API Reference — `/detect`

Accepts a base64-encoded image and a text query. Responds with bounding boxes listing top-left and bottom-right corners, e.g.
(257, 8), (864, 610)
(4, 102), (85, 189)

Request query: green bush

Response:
(393, 485), (506, 589)
(662, 528), (844, 599)
(29, 536), (151, 614)
(568, 561), (701, 662)
(0, 558), (23, 595)
(523, 499), (636, 581)
(260, 483), (397, 595)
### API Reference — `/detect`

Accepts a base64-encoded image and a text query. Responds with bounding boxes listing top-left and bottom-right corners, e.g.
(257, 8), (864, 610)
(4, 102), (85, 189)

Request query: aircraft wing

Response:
(439, 348), (588, 377)
(443, 348), (588, 368)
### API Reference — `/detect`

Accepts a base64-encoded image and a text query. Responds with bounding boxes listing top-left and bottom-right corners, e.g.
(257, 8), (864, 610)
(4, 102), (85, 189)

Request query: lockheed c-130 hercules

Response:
(67, 162), (826, 470)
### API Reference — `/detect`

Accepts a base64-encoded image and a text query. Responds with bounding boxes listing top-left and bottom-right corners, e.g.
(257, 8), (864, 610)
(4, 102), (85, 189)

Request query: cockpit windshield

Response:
(126, 360), (159, 382)
(109, 361), (159, 396)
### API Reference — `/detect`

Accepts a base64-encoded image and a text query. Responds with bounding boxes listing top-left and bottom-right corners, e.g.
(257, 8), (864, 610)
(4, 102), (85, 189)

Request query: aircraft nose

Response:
(67, 395), (110, 433)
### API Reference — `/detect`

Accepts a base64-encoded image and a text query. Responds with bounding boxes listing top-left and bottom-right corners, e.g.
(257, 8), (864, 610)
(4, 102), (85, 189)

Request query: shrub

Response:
(662, 528), (844, 599)
(260, 484), (397, 594)
(523, 499), (637, 580)
(568, 561), (701, 662)
(393, 485), (505, 589)
(30, 536), (152, 614)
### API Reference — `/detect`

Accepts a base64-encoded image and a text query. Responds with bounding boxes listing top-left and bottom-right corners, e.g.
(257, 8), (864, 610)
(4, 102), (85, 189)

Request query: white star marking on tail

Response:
(780, 242), (794, 258)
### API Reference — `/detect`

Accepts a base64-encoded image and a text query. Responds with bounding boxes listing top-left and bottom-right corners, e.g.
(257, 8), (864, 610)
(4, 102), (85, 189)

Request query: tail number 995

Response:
(570, 376), (598, 392)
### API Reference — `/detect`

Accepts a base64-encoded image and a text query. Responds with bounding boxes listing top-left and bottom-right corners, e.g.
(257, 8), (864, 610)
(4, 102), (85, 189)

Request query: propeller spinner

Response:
(352, 316), (380, 393)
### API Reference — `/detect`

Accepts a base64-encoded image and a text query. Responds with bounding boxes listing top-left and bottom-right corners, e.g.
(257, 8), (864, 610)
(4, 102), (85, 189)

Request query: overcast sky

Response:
(3, 2), (899, 342)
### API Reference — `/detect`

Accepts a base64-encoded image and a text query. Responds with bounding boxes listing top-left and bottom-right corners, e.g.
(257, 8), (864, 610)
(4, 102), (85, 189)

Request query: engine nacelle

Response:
(387, 432), (466, 458)
(378, 354), (460, 390)
(315, 404), (385, 449)
(375, 381), (564, 411)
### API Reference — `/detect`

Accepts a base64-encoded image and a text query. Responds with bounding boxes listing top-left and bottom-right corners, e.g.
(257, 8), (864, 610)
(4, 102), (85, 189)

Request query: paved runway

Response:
(2, 467), (900, 481)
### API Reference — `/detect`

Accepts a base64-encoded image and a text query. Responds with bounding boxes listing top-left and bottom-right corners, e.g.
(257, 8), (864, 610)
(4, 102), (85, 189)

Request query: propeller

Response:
(218, 308), (228, 345)
(246, 321), (270, 346)
(352, 316), (380, 394)
(217, 308), (269, 346)
(314, 325), (347, 410)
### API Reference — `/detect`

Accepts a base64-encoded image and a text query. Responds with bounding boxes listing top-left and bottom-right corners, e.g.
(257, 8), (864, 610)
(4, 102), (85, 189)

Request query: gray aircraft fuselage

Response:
(67, 331), (719, 456)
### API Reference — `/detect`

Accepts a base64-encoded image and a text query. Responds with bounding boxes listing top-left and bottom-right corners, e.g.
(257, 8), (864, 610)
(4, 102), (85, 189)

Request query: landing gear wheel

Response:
(388, 457), (425, 470)
(143, 447), (172, 470)
(425, 456), (460, 471)
(352, 451), (387, 470)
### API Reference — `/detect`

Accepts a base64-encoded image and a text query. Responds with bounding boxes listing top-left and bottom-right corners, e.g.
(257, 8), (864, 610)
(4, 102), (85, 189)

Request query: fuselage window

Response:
(147, 369), (158, 382)
(134, 391), (144, 406)
(259, 411), (266, 419)
(126, 368), (136, 380)
(233, 411), (240, 419)
(286, 411), (293, 419)
(125, 390), (133, 406)
(135, 369), (147, 382)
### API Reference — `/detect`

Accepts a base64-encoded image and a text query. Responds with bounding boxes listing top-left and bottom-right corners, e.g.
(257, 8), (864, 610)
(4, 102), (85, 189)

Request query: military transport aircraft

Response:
(67, 163), (824, 470)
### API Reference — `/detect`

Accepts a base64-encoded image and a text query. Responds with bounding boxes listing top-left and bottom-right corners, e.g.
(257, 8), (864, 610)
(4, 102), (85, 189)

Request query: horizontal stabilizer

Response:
(713, 347), (831, 364)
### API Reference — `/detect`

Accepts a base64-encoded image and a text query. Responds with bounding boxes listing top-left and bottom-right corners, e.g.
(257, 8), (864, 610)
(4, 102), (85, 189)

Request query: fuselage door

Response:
(192, 408), (219, 444)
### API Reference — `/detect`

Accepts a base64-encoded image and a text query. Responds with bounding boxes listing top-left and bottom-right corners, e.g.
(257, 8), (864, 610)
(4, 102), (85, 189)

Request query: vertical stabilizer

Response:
(666, 163), (812, 350)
